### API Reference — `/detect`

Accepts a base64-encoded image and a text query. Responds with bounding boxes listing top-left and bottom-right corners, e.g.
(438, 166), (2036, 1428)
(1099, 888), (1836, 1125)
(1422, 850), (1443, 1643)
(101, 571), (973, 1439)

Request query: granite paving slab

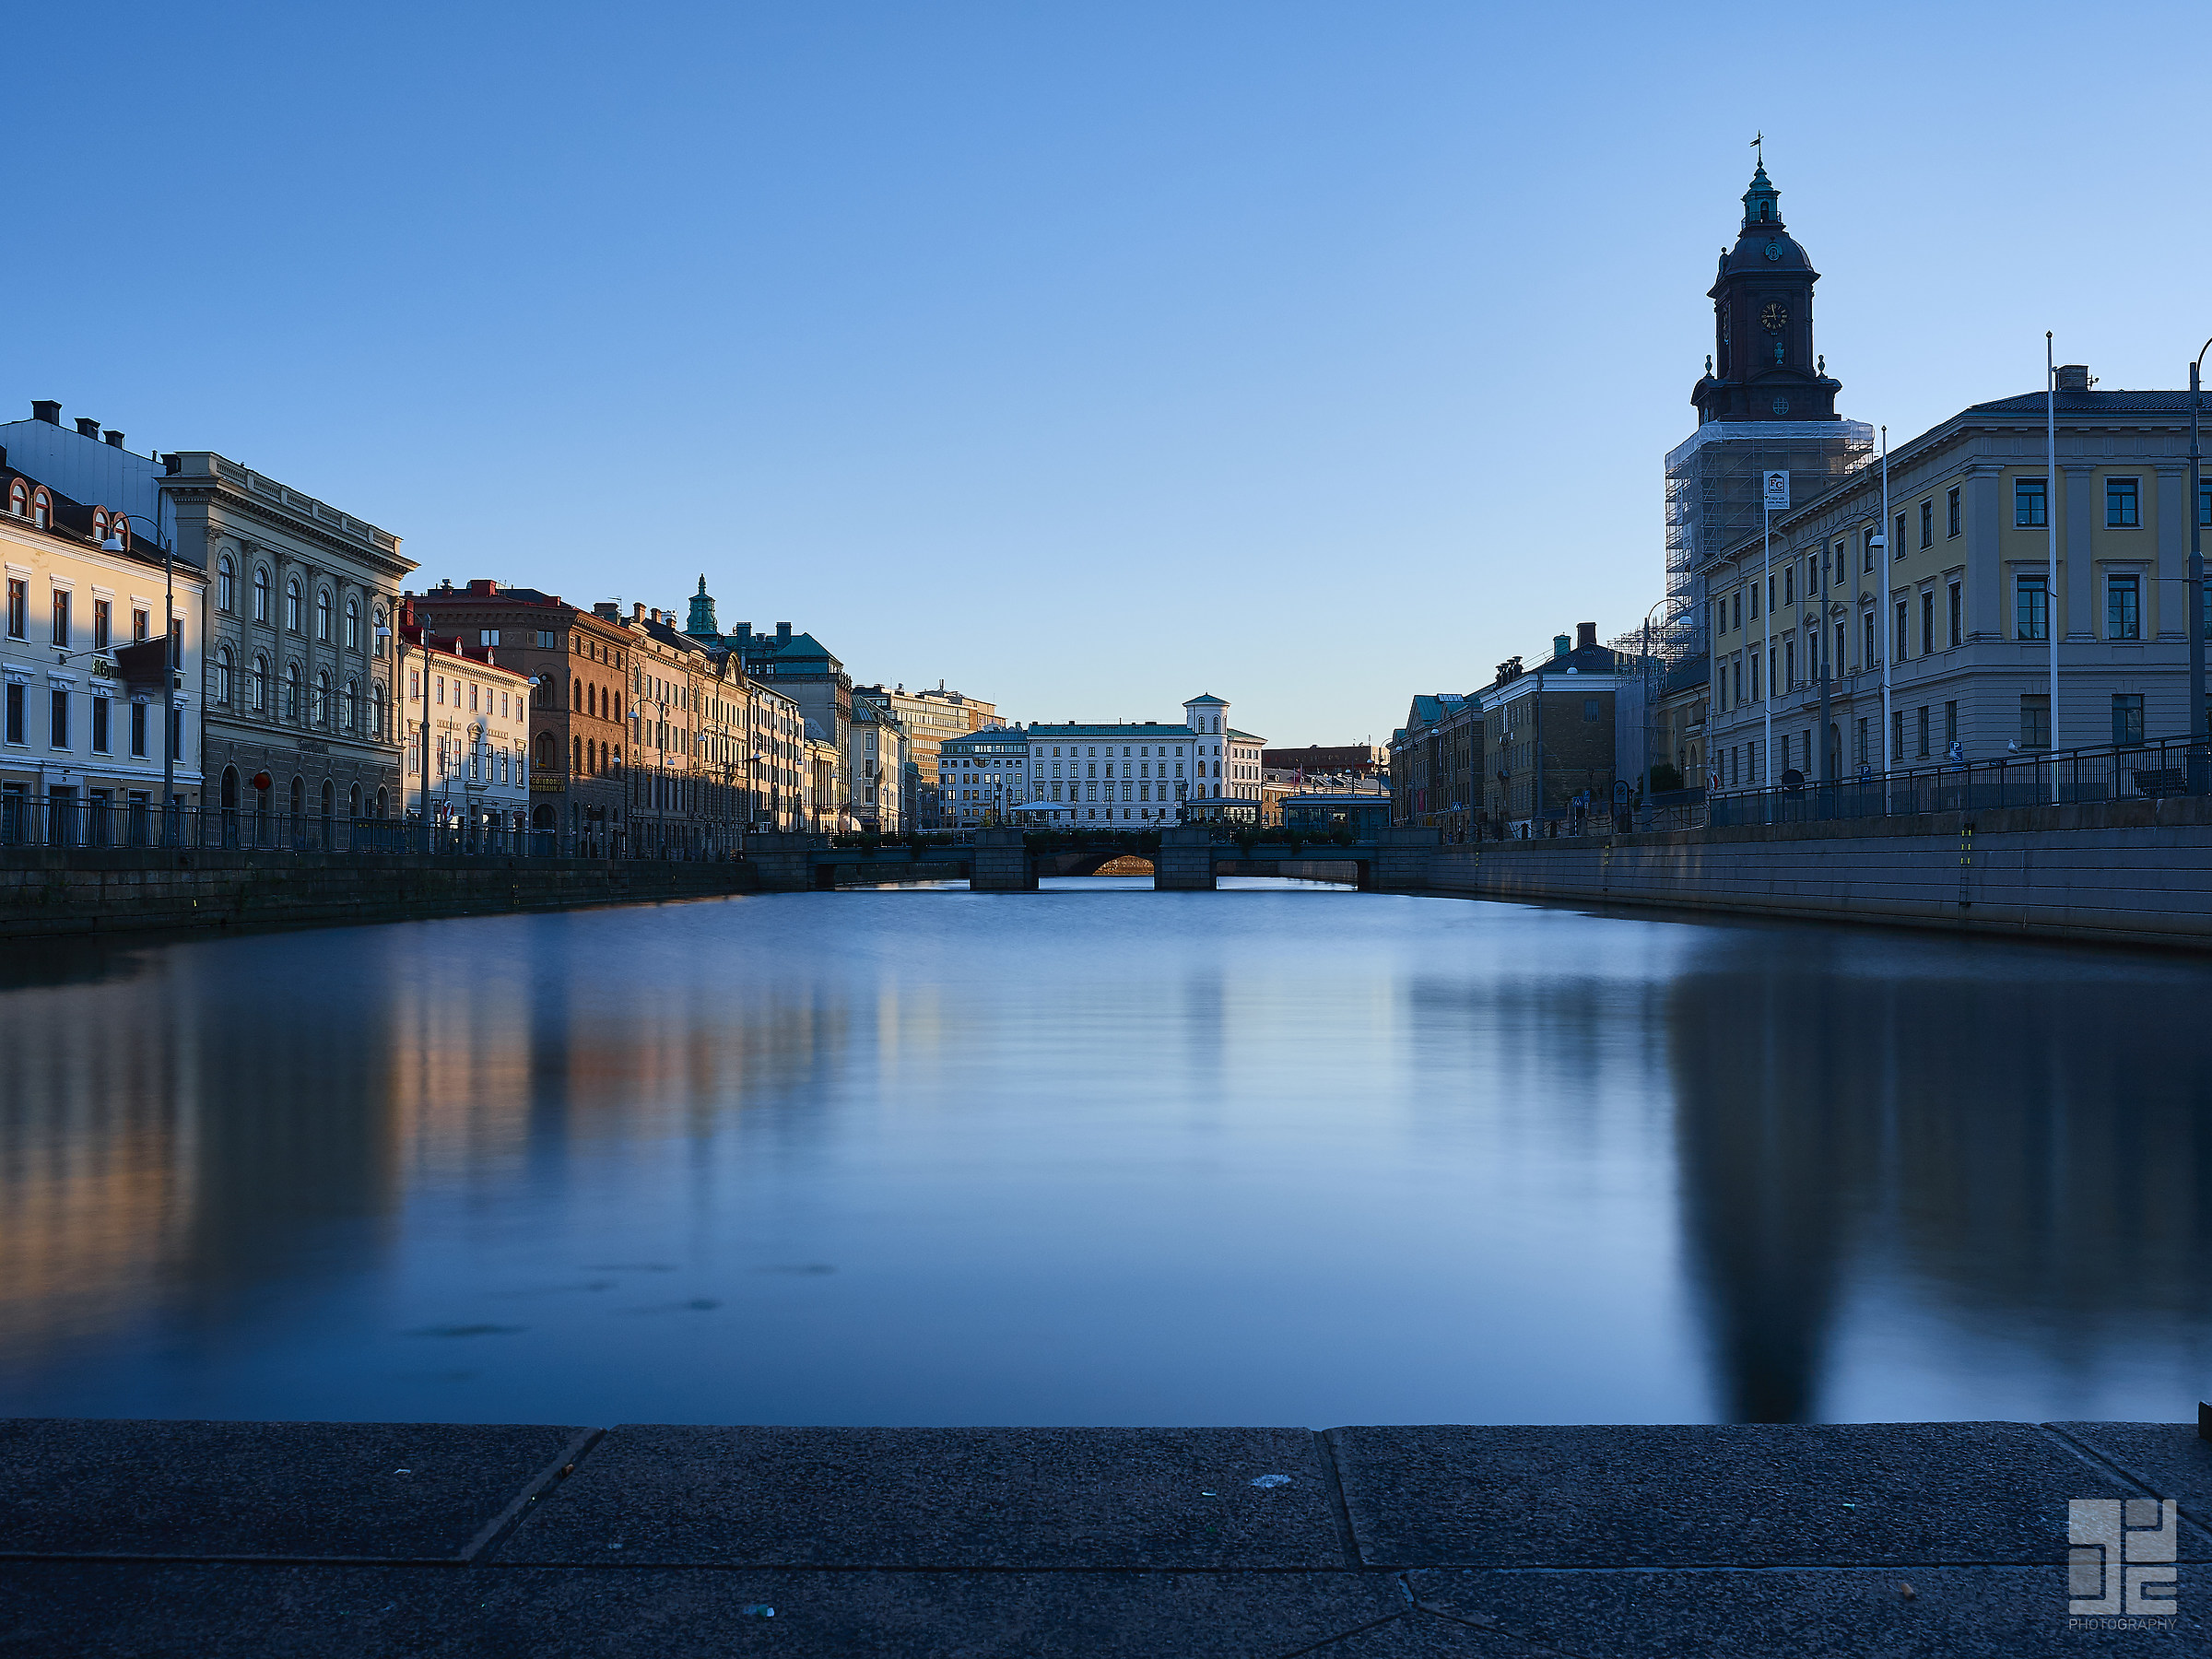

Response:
(0, 1419), (591, 1561)
(502, 1424), (1344, 1568)
(1407, 1566), (2206, 1657)
(1296, 1610), (1529, 1655)
(2048, 1423), (2212, 1544)
(0, 1561), (1410, 1658)
(1327, 1423), (2169, 1568)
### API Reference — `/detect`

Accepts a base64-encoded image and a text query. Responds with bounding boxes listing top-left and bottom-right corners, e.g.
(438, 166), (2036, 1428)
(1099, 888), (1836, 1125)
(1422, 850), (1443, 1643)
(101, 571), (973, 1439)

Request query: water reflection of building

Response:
(1668, 938), (2212, 1421)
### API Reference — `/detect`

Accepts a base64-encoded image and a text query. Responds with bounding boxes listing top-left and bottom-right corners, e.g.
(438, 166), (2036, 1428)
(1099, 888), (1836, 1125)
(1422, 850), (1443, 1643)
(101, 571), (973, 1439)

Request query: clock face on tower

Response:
(1760, 301), (1788, 334)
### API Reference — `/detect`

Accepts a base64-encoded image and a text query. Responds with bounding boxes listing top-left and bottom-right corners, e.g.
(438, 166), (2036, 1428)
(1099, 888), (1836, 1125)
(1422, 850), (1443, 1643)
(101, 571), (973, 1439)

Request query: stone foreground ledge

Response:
(2, 1418), (2207, 1655)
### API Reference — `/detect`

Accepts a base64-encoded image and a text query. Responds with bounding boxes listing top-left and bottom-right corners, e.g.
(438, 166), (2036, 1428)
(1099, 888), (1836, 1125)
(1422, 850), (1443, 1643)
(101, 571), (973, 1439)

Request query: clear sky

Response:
(10, 3), (2210, 745)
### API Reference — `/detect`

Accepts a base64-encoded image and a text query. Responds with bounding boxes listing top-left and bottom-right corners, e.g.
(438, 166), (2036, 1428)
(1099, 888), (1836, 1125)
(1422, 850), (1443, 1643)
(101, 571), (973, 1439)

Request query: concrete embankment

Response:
(2, 1416), (2204, 1653)
(1421, 795), (2212, 949)
(0, 849), (759, 940)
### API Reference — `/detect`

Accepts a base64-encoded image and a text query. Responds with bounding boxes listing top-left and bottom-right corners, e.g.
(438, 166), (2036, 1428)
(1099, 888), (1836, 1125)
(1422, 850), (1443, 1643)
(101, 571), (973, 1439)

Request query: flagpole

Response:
(2047, 331), (2059, 802)
(1762, 497), (1773, 793)
(1878, 427), (1892, 774)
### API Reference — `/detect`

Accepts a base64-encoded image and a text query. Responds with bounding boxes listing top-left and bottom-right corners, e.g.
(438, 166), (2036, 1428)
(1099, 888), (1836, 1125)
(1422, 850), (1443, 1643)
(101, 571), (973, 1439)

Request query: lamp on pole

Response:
(1636, 594), (1680, 828)
(102, 514), (178, 842)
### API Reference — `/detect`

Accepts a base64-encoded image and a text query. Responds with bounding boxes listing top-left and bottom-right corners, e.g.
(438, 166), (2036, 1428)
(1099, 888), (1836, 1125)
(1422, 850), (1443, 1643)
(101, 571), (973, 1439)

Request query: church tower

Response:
(1690, 160), (1841, 424)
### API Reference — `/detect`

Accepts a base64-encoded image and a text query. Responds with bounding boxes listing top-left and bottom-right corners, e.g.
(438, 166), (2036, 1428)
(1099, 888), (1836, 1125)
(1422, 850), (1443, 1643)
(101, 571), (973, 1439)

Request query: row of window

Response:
(216, 557), (388, 653)
(2, 681), (179, 759)
(6, 581), (161, 648)
(211, 647), (385, 734)
(2009, 477), (2212, 530)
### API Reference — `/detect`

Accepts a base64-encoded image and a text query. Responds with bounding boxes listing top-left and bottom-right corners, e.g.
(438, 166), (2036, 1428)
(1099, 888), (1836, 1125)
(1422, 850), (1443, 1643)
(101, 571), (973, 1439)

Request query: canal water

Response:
(2, 878), (2206, 1428)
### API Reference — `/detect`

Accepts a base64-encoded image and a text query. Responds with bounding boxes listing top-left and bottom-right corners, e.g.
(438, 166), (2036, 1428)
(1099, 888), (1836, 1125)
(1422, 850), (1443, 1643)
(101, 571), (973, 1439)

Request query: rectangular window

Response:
(2106, 477), (2139, 527)
(1891, 711), (1904, 765)
(49, 688), (67, 749)
(2111, 693), (2145, 747)
(2200, 480), (2211, 528)
(1783, 565), (1794, 606)
(1894, 600), (1908, 661)
(1863, 529), (1876, 571)
(1947, 581), (1961, 647)
(2019, 694), (2050, 749)
(1920, 500), (1933, 548)
(1944, 700), (1959, 747)
(91, 696), (109, 753)
(3, 682), (19, 744)
(4, 578), (23, 640)
(132, 606), (147, 642)
(1920, 591), (1934, 655)
(2017, 573), (2049, 640)
(2106, 574), (2140, 640)
(1749, 582), (1759, 620)
(2016, 477), (2047, 527)
(1947, 487), (1960, 538)
(1894, 512), (1907, 559)
(1854, 716), (1868, 767)
(51, 590), (69, 648)
(93, 599), (111, 651)
(1783, 639), (1794, 689)
(1582, 698), (1599, 722)
(1750, 653), (1761, 701)
(130, 700), (147, 758)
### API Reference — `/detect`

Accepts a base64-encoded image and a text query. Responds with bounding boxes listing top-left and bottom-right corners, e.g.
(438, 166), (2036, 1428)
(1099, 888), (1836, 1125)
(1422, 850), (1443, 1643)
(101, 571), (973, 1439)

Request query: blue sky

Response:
(9, 4), (2209, 743)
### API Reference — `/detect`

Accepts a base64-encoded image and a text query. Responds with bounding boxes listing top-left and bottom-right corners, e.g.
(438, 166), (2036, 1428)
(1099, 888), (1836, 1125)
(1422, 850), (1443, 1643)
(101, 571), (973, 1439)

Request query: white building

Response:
(938, 724), (1031, 828)
(1, 451), (206, 841)
(1013, 694), (1267, 826)
(397, 607), (532, 832)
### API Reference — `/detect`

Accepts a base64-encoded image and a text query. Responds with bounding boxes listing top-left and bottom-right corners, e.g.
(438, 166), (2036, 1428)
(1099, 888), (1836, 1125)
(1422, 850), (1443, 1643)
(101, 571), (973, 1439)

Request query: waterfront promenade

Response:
(4, 1418), (2206, 1653)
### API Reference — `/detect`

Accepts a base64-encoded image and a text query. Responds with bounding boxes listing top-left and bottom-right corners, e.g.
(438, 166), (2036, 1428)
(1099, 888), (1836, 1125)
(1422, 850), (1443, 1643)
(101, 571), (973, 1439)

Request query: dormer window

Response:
(90, 510), (108, 543)
(29, 488), (51, 529)
(6, 480), (24, 517)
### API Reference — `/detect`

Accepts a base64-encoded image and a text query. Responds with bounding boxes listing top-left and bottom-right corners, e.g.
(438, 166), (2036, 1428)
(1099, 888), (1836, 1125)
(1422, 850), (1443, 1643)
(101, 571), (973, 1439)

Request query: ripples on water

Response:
(1, 877), (2206, 1426)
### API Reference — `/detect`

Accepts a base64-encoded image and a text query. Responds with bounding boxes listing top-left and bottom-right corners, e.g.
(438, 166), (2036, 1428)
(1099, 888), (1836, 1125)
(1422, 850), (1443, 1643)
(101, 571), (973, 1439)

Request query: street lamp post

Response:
(103, 514), (177, 842)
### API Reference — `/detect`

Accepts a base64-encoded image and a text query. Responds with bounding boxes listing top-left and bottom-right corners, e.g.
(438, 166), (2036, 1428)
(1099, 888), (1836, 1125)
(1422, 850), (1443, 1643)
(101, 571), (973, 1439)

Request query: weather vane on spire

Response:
(1752, 131), (1764, 169)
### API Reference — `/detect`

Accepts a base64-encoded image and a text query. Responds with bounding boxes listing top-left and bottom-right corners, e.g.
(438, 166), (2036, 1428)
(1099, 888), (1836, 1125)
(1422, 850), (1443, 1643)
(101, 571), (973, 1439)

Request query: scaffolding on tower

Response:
(1661, 417), (1874, 663)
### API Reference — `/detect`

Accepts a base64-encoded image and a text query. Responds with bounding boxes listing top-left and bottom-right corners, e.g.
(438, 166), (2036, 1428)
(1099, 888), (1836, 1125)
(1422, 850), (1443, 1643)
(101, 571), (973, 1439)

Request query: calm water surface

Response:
(2, 878), (2207, 1427)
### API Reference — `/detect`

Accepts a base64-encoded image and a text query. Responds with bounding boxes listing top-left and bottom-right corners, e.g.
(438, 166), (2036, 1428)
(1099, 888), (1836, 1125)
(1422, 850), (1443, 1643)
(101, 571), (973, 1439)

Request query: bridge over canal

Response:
(743, 827), (1441, 893)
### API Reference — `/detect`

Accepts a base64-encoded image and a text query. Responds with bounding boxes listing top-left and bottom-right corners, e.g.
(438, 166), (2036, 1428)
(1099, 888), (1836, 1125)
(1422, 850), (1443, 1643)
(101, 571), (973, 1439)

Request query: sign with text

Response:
(1762, 469), (1791, 511)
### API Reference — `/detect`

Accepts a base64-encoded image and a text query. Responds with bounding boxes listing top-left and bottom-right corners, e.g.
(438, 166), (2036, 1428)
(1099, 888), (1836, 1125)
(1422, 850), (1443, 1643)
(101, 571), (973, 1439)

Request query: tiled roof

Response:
(1965, 389), (2203, 416)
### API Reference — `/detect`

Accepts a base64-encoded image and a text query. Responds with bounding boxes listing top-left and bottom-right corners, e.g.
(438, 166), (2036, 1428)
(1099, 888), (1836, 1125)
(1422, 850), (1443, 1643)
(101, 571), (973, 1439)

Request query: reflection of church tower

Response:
(1663, 151), (1873, 667)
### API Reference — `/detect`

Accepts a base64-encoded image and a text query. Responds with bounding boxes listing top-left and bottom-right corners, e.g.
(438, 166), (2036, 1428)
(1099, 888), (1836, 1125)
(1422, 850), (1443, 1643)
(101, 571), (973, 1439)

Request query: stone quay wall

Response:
(0, 848), (759, 940)
(1418, 795), (2212, 950)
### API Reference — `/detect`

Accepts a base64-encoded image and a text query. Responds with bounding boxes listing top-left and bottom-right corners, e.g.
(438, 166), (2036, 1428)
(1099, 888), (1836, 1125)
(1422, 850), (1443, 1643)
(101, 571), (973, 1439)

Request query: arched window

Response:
(253, 566), (270, 622)
(286, 577), (301, 631)
(371, 606), (387, 657)
(315, 669), (331, 727)
(371, 682), (386, 738)
(218, 555), (235, 613)
(342, 677), (359, 732)
(573, 735), (583, 774)
(316, 589), (331, 641)
(216, 646), (234, 706)
(344, 597), (359, 651)
(6, 480), (25, 517)
(91, 510), (109, 543)
(572, 675), (582, 712)
(348, 782), (361, 819)
(289, 775), (304, 817)
(29, 488), (51, 529)
(284, 662), (300, 721)
(375, 787), (388, 818)
(536, 731), (555, 770)
(251, 655), (267, 712)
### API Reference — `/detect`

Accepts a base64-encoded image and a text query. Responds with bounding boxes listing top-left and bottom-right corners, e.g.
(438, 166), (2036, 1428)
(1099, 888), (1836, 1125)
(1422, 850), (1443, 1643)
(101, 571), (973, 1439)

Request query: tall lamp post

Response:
(2189, 336), (2211, 780)
(102, 514), (177, 843)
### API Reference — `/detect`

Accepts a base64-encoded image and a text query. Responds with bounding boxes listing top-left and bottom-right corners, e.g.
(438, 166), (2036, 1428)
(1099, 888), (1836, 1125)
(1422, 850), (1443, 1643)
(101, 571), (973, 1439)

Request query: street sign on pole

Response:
(1762, 469), (1791, 511)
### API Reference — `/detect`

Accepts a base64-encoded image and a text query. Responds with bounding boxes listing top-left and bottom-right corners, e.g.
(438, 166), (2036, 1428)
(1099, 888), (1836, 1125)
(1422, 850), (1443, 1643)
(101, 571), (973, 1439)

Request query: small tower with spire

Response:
(685, 574), (719, 641)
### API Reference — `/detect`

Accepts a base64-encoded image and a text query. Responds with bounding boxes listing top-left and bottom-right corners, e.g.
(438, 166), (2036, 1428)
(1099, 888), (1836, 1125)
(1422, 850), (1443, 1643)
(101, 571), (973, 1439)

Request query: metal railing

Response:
(1706, 734), (2212, 829)
(0, 800), (782, 860)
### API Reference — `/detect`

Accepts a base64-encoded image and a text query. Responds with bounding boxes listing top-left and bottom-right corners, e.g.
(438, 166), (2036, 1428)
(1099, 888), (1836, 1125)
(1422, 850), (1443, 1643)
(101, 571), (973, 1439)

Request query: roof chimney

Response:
(467, 578), (499, 595)
(632, 602), (646, 623)
(1576, 621), (1597, 651)
(776, 621), (792, 641)
(1552, 633), (1571, 659)
(2055, 364), (2090, 391)
(73, 418), (100, 438)
(30, 401), (60, 425)
(103, 430), (124, 448)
